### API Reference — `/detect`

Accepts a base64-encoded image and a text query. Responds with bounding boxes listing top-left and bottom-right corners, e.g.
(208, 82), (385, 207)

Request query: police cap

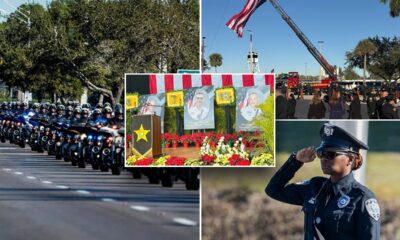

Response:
(316, 123), (369, 154)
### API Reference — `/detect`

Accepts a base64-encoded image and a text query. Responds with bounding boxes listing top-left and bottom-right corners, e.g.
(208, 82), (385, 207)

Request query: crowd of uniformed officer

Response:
(276, 81), (400, 119)
(0, 101), (125, 128)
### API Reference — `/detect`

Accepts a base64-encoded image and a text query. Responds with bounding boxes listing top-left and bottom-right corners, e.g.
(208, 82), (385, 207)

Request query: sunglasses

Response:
(317, 151), (349, 160)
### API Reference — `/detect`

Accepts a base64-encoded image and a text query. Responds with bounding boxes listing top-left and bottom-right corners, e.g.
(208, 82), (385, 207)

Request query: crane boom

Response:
(269, 0), (336, 80)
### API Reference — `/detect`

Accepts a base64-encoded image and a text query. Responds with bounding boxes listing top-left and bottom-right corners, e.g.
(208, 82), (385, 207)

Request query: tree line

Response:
(0, 0), (199, 105)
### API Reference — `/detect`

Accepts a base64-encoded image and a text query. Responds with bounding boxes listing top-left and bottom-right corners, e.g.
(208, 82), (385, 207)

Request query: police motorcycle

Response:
(100, 105), (125, 175)
(11, 103), (35, 148)
(45, 105), (65, 156)
(95, 125), (123, 175)
(3, 104), (17, 143)
(29, 103), (51, 153)
(90, 106), (114, 172)
(43, 104), (57, 155)
(12, 114), (31, 148)
(0, 102), (9, 142)
(53, 121), (66, 159)
(1, 114), (13, 143)
(52, 106), (73, 160)
(66, 125), (93, 168)
(68, 107), (94, 168)
(61, 107), (82, 163)
(86, 111), (107, 170)
(28, 120), (41, 151)
(36, 120), (52, 153)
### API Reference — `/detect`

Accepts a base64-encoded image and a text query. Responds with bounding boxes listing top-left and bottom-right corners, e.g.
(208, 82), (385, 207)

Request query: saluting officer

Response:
(266, 123), (380, 240)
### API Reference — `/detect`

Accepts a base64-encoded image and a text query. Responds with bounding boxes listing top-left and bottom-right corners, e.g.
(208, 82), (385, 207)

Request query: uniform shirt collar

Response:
(330, 172), (355, 195)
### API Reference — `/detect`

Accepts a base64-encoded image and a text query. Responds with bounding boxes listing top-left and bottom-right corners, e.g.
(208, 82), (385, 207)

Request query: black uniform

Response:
(266, 124), (380, 240)
(266, 155), (380, 240)
(366, 94), (378, 119)
(381, 103), (399, 119)
(276, 95), (287, 119)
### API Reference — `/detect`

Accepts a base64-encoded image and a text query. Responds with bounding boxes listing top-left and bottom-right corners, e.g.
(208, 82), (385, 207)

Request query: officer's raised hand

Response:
(295, 146), (316, 163)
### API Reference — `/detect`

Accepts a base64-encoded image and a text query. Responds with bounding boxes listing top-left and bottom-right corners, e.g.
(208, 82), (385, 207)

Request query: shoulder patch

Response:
(365, 198), (380, 221)
(295, 179), (310, 185)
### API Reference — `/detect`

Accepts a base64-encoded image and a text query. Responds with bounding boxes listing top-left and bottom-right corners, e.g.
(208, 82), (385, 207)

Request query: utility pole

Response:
(201, 37), (206, 72)
(305, 62), (308, 81)
(318, 40), (325, 80)
(247, 30), (260, 73)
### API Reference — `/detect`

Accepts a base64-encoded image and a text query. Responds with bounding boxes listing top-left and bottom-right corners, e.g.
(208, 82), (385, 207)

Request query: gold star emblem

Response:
(134, 124), (150, 142)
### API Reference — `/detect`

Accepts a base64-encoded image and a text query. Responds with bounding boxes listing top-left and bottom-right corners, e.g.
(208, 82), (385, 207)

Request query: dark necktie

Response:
(324, 183), (334, 207)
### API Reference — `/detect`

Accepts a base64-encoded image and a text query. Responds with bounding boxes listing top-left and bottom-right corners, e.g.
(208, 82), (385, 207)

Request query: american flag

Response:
(226, 0), (267, 37)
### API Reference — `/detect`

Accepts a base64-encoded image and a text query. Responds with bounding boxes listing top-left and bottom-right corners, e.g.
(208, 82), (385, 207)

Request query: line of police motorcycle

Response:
(0, 102), (199, 190)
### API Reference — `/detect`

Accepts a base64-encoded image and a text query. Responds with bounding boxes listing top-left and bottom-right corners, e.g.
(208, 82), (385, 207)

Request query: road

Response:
(0, 142), (199, 240)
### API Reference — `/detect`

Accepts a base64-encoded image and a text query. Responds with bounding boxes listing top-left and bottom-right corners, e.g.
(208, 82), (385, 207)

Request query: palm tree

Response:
(354, 40), (377, 83)
(380, 0), (400, 17)
(209, 53), (223, 73)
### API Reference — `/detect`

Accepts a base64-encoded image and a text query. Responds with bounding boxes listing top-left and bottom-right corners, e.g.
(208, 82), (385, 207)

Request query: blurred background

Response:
(202, 121), (400, 240)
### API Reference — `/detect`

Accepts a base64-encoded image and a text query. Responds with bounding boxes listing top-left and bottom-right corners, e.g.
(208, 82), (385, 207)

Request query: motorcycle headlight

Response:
(80, 134), (87, 140)
(92, 146), (100, 154)
(102, 148), (111, 156)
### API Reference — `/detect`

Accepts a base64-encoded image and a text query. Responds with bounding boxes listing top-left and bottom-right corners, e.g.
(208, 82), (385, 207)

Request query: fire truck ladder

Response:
(269, 0), (336, 80)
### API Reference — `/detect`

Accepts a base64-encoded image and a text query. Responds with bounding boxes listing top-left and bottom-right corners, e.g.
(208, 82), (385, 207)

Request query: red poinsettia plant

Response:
(228, 154), (250, 166)
(170, 133), (180, 144)
(179, 134), (193, 144)
(162, 133), (172, 145)
(166, 156), (187, 166)
(133, 158), (155, 166)
(191, 132), (205, 144)
(224, 134), (237, 144)
(202, 154), (216, 165)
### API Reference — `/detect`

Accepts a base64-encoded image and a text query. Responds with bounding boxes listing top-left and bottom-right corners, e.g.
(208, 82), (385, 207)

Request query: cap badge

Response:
(324, 126), (334, 136)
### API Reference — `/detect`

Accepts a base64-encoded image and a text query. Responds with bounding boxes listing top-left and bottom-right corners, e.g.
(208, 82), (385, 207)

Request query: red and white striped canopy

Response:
(149, 74), (274, 94)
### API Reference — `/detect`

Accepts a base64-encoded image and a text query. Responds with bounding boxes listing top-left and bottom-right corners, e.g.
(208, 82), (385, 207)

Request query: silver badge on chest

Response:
(337, 195), (351, 208)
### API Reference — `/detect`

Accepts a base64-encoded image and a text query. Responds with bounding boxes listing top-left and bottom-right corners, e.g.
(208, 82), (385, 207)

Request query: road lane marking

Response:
(26, 176), (37, 180)
(41, 180), (53, 184)
(55, 185), (69, 189)
(172, 218), (198, 226)
(130, 205), (149, 211)
(101, 198), (116, 202)
(0, 147), (17, 150)
(76, 190), (91, 195)
(2, 168), (11, 171)
(14, 172), (23, 175)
